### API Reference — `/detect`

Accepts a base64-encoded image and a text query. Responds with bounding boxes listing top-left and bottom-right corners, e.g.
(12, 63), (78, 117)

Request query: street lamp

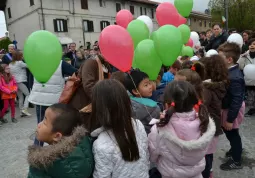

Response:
(224, 0), (229, 31)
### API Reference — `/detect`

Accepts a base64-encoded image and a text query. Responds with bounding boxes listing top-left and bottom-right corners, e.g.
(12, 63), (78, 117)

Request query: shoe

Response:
(12, 118), (18, 123)
(21, 109), (31, 117)
(220, 158), (243, 171)
(225, 149), (232, 158)
(0, 118), (8, 123)
(29, 103), (34, 108)
(245, 109), (255, 117)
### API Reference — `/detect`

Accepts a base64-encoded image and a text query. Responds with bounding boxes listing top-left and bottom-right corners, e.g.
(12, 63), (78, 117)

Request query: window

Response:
(199, 20), (202, 27)
(144, 8), (147, 15)
(194, 18), (196, 22)
(99, 0), (106, 7)
(100, 21), (110, 31)
(130, 6), (134, 15)
(53, 19), (68, 32)
(116, 3), (121, 12)
(81, 0), (88, 9)
(7, 8), (12, 18)
(187, 18), (191, 25)
(151, 9), (154, 19)
(140, 7), (143, 15)
(204, 20), (207, 27)
(30, 0), (34, 6)
(83, 20), (94, 32)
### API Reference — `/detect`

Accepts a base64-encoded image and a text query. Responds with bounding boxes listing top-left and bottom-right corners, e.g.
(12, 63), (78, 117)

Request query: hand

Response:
(224, 122), (233, 131)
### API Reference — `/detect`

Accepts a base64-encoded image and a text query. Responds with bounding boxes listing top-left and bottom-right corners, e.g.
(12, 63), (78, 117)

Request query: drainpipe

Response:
(40, 0), (45, 30)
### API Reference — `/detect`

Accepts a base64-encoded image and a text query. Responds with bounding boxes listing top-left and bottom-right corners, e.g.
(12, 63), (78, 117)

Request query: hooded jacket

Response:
(203, 80), (227, 136)
(131, 97), (161, 134)
(27, 126), (94, 178)
(148, 113), (216, 178)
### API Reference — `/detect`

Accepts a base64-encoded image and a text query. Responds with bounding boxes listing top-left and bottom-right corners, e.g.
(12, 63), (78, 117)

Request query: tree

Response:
(0, 37), (12, 51)
(209, 0), (255, 31)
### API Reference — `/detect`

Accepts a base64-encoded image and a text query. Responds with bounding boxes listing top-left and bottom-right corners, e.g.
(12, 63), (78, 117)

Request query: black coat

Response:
(205, 32), (229, 51)
(222, 65), (245, 123)
(65, 51), (76, 66)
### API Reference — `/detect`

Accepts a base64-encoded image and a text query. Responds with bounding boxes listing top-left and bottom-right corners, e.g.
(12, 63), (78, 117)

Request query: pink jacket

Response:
(0, 75), (17, 94)
(148, 111), (216, 178)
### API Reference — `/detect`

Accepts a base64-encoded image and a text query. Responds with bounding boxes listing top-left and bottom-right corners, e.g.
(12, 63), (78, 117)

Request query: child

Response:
(110, 71), (127, 86)
(218, 42), (245, 170)
(9, 51), (31, 117)
(150, 67), (166, 111)
(238, 38), (255, 117)
(90, 80), (149, 178)
(125, 70), (160, 134)
(161, 60), (181, 84)
(0, 64), (18, 123)
(27, 103), (94, 178)
(148, 81), (216, 178)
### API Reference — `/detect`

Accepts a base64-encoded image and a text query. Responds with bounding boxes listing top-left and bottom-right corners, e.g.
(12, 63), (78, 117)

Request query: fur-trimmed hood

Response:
(27, 126), (88, 169)
(161, 118), (216, 152)
(203, 79), (227, 100)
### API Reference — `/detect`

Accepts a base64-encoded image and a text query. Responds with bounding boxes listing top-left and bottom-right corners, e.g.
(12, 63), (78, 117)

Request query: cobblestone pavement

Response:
(0, 108), (254, 178)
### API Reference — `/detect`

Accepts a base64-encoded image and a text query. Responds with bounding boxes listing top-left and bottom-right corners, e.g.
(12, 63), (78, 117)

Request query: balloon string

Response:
(127, 73), (154, 120)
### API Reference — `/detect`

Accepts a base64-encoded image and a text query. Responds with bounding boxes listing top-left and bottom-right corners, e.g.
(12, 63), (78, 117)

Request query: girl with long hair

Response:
(9, 51), (31, 117)
(90, 79), (149, 178)
(148, 81), (215, 178)
(0, 64), (18, 123)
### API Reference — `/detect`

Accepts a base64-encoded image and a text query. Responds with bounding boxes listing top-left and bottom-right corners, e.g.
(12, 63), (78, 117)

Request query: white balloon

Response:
(137, 15), (153, 34)
(227, 33), (244, 48)
(206, 49), (218, 57)
(190, 31), (200, 45)
(244, 64), (255, 80)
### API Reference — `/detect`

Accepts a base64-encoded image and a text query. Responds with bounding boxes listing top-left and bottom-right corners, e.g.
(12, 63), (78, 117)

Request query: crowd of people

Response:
(0, 23), (254, 178)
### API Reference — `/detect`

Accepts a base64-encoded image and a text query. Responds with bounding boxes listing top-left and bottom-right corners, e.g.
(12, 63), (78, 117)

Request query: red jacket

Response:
(0, 75), (18, 99)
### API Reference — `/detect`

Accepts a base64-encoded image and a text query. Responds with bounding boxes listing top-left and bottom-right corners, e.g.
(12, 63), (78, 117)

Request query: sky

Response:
(0, 11), (7, 38)
(153, 0), (210, 12)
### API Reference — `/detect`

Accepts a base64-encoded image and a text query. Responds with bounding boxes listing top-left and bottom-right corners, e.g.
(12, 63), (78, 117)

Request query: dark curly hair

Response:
(201, 55), (229, 82)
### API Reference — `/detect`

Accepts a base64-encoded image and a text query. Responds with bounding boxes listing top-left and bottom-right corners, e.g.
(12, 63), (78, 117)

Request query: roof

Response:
(0, 0), (7, 11)
(130, 0), (159, 5)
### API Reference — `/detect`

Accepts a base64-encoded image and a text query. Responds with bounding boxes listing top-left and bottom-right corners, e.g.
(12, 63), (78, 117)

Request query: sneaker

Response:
(11, 118), (18, 123)
(220, 158), (243, 171)
(21, 109), (31, 117)
(0, 118), (8, 123)
(245, 109), (255, 117)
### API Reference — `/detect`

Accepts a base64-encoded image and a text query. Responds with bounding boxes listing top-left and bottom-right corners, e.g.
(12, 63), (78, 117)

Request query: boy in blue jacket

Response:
(218, 42), (245, 170)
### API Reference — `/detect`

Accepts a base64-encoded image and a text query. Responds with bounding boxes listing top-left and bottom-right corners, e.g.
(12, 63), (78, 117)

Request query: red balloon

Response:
(156, 2), (180, 27)
(99, 25), (134, 72)
(186, 38), (194, 47)
(178, 15), (187, 26)
(116, 10), (133, 29)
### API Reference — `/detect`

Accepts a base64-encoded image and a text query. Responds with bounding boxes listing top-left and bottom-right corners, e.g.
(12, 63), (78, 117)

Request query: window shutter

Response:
(88, 21), (94, 32)
(100, 21), (103, 31)
(107, 21), (110, 26)
(130, 6), (134, 15)
(81, 0), (88, 9)
(63, 20), (68, 32)
(53, 20), (58, 32)
(140, 7), (142, 15)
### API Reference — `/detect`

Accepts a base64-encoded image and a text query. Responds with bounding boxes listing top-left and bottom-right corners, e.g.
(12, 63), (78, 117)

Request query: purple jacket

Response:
(148, 111), (216, 178)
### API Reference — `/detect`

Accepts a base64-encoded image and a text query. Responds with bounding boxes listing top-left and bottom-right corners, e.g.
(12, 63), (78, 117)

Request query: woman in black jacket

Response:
(205, 24), (229, 51)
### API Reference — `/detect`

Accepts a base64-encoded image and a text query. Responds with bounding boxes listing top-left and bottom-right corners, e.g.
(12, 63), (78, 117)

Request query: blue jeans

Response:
(34, 105), (48, 146)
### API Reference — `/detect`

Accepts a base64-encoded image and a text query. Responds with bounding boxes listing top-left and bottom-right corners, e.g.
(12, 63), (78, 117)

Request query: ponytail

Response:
(198, 103), (209, 134)
(157, 104), (175, 127)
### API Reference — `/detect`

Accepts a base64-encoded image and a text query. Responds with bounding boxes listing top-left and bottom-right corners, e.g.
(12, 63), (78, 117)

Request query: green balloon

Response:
(154, 25), (183, 66)
(178, 24), (191, 44)
(127, 20), (150, 49)
(24, 30), (62, 83)
(150, 31), (157, 41)
(182, 46), (194, 57)
(133, 39), (162, 80)
(174, 0), (194, 17)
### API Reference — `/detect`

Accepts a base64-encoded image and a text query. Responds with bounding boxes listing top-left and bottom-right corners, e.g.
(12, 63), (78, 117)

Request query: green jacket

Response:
(27, 126), (94, 178)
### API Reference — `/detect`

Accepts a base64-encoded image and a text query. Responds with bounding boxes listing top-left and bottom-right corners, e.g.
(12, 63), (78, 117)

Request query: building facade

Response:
(1, 0), (211, 49)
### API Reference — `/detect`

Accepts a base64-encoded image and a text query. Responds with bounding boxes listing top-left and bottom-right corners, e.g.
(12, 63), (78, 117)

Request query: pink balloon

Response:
(156, 2), (180, 27)
(186, 38), (194, 47)
(99, 25), (134, 72)
(116, 10), (133, 29)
